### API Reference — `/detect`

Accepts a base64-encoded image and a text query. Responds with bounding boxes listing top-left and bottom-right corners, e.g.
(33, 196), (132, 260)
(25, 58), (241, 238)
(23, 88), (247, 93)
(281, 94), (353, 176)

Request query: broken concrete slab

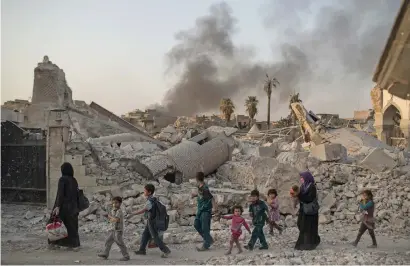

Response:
(110, 186), (123, 198)
(206, 126), (238, 139)
(89, 132), (169, 149)
(188, 131), (208, 143)
(162, 125), (177, 134)
(310, 143), (346, 162)
(321, 191), (337, 209)
(257, 146), (278, 158)
(276, 151), (310, 172)
(326, 128), (393, 155)
(360, 148), (397, 173)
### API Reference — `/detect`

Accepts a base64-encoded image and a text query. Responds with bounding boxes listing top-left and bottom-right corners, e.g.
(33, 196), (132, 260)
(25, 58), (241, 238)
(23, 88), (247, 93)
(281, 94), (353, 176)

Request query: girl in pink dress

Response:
(267, 189), (283, 235)
(221, 205), (251, 255)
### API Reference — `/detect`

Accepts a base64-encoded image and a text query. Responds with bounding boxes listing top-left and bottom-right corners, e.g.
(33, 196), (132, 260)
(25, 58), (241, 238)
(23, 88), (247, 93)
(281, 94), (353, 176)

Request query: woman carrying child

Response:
(290, 171), (321, 250)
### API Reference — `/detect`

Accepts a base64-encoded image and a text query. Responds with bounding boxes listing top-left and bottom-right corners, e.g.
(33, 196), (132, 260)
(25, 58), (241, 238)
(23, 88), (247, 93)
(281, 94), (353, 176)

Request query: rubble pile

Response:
(68, 108), (131, 138)
(2, 121), (410, 264)
(206, 247), (410, 265)
(155, 124), (238, 146)
(65, 139), (161, 186)
(155, 125), (201, 145)
(155, 116), (230, 145)
(69, 127), (410, 240)
(78, 177), (250, 233)
(59, 117), (410, 235)
(174, 115), (227, 129)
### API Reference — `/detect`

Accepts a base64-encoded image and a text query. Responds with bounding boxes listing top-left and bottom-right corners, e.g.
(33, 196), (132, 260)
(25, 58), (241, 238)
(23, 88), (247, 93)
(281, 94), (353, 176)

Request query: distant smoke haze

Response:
(150, 0), (400, 119)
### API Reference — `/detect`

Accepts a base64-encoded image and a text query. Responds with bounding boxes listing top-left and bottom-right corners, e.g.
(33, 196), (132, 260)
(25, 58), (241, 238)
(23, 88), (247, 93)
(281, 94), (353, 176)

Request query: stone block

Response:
(64, 154), (83, 166)
(360, 148), (397, 173)
(110, 186), (123, 198)
(73, 165), (86, 176)
(76, 175), (97, 188)
(82, 185), (113, 195)
(310, 143), (345, 161)
(257, 146), (277, 157)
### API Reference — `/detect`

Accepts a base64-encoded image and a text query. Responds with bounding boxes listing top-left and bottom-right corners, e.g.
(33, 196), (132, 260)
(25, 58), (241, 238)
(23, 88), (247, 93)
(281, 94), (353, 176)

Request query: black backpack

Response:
(149, 197), (169, 231)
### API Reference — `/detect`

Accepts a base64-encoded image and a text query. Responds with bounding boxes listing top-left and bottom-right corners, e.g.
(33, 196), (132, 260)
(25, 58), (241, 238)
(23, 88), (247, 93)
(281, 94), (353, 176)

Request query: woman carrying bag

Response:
(48, 162), (87, 250)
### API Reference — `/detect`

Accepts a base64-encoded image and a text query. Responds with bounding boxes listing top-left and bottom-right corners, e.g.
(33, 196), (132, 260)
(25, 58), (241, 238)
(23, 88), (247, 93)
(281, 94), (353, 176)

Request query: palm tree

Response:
(245, 96), (259, 126)
(219, 98), (235, 123)
(263, 74), (280, 129)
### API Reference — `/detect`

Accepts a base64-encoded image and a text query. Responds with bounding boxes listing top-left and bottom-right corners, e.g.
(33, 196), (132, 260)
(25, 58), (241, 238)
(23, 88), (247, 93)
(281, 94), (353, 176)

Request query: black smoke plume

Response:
(156, 0), (400, 118)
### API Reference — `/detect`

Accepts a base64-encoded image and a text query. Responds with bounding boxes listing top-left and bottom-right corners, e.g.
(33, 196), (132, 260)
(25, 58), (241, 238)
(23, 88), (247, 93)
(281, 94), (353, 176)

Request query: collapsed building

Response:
(121, 109), (178, 135)
(2, 4), (410, 265)
(2, 7), (410, 252)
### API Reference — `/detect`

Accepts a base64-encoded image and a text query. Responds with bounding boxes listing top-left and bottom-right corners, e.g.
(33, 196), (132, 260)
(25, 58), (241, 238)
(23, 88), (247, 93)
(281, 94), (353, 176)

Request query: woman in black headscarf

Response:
(48, 162), (80, 249)
(292, 171), (321, 250)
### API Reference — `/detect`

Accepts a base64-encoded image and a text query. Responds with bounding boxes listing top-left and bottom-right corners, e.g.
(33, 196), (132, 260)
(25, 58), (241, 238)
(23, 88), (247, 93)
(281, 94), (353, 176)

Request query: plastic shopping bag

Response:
(46, 217), (68, 241)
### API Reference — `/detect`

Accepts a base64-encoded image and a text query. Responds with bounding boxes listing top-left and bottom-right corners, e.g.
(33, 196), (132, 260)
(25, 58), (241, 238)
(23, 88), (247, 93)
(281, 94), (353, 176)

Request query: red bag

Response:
(46, 217), (68, 241)
(148, 231), (164, 248)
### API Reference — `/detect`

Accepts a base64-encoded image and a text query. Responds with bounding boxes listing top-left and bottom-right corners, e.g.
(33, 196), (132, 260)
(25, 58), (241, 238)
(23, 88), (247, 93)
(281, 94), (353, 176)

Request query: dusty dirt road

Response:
(2, 229), (410, 265)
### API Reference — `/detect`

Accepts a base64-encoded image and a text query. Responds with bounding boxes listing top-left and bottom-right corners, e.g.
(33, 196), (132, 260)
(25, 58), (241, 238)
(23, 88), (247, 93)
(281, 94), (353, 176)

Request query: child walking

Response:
(221, 205), (251, 255)
(98, 197), (130, 261)
(352, 189), (377, 248)
(132, 184), (171, 258)
(267, 189), (283, 235)
(244, 190), (269, 251)
(191, 172), (214, 251)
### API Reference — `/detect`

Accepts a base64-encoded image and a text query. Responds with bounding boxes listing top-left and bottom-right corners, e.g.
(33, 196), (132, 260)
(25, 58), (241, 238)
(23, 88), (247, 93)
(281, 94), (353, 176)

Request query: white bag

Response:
(46, 219), (68, 241)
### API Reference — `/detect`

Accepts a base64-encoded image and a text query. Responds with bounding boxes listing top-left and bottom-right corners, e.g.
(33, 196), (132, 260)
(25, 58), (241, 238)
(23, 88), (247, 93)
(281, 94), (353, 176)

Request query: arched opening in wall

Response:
(163, 171), (183, 185)
(164, 172), (175, 183)
(383, 104), (404, 146)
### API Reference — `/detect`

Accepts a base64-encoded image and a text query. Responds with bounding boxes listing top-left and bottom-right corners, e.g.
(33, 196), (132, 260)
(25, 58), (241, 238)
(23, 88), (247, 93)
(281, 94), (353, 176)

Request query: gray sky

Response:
(1, 0), (399, 119)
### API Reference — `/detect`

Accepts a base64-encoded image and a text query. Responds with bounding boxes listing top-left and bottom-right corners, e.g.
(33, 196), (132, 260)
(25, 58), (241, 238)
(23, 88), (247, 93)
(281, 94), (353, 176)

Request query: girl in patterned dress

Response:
(267, 189), (283, 235)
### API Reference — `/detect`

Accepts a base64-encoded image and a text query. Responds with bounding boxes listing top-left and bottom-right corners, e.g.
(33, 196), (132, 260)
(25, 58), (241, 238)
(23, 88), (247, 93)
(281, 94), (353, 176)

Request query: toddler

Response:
(221, 205), (251, 255)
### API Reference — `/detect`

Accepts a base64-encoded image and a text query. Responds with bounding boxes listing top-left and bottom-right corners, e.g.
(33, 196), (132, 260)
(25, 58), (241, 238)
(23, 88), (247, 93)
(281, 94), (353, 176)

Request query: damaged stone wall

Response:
(65, 138), (161, 188)
(32, 56), (73, 107)
(46, 108), (163, 207)
(46, 110), (71, 208)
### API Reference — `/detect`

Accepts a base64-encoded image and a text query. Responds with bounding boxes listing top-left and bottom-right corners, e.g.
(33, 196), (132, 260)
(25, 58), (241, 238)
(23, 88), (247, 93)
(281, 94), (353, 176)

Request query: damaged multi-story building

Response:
(372, 0), (410, 149)
(121, 109), (178, 134)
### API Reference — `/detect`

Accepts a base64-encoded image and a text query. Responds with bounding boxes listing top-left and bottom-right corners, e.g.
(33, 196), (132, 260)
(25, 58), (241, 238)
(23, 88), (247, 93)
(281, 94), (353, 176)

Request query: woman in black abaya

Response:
(48, 162), (80, 249)
(293, 171), (321, 250)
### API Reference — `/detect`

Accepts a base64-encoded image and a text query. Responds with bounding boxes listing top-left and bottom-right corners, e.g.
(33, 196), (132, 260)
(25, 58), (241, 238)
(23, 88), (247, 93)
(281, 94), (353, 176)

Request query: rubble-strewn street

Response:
(2, 204), (410, 265)
(2, 120), (410, 264)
